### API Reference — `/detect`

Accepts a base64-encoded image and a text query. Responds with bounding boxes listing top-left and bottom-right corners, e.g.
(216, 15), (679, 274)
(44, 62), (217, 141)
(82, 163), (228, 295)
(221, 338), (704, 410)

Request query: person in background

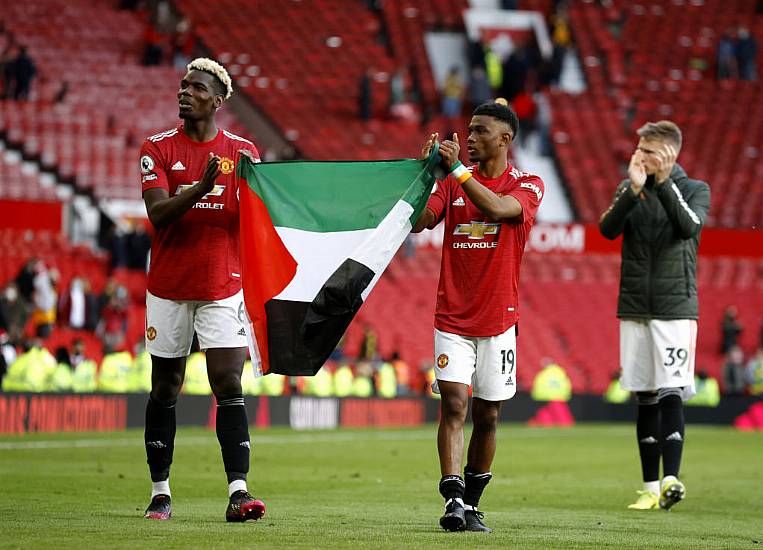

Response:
(70, 338), (87, 368)
(11, 46), (36, 100)
(97, 287), (129, 354)
(0, 283), (28, 344)
(745, 347), (763, 396)
(722, 346), (746, 395)
(467, 67), (491, 111)
(31, 262), (58, 338)
(717, 31), (738, 80)
(599, 120), (710, 512)
(720, 305), (743, 354)
(441, 66), (465, 124)
(735, 26), (757, 81)
(687, 370), (720, 407)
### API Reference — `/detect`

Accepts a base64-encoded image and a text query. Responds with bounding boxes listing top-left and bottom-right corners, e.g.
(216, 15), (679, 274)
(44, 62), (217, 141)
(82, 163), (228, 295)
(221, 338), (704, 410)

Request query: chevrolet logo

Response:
(453, 221), (500, 239)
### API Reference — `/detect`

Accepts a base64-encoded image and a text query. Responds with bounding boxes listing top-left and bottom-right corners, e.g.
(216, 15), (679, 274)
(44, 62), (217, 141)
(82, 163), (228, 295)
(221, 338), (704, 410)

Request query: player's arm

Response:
(412, 207), (437, 233)
(144, 153), (221, 228)
(412, 133), (445, 233)
(439, 133), (522, 220)
(598, 181), (639, 239)
(599, 150), (646, 239)
(655, 179), (710, 239)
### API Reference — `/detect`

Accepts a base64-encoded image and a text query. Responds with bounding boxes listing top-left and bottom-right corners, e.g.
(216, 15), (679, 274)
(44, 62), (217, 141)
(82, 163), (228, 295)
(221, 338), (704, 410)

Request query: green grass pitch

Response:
(1, 424), (761, 549)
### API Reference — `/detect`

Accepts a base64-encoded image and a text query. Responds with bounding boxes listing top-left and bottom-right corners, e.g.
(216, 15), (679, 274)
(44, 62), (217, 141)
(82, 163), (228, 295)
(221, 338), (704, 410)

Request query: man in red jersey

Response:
(412, 100), (544, 533)
(139, 57), (264, 523)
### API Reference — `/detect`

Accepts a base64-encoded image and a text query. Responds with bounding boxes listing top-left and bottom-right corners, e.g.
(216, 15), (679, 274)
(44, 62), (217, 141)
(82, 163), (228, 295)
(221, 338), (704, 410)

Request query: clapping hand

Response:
(628, 150), (647, 194)
(653, 143), (678, 185)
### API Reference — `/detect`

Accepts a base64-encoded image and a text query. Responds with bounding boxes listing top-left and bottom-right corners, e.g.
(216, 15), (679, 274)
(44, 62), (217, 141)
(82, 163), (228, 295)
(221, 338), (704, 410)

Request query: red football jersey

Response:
(426, 163), (544, 336)
(139, 126), (260, 301)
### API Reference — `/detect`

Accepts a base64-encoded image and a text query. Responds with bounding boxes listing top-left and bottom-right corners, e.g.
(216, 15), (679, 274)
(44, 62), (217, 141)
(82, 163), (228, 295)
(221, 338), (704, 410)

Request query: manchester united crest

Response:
(219, 157), (234, 174)
(437, 353), (449, 368)
(146, 326), (157, 341)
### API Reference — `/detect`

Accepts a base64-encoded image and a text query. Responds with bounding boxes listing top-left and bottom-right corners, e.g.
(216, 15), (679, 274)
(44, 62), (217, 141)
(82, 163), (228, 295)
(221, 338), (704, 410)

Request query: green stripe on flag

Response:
(237, 150), (439, 232)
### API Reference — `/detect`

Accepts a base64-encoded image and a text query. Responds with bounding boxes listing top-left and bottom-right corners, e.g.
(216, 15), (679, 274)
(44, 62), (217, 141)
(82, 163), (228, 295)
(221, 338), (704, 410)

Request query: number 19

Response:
(501, 349), (515, 374)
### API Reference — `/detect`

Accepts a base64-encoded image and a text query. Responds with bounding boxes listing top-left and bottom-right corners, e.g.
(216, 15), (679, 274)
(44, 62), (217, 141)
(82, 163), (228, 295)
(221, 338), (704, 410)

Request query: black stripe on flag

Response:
(264, 258), (375, 376)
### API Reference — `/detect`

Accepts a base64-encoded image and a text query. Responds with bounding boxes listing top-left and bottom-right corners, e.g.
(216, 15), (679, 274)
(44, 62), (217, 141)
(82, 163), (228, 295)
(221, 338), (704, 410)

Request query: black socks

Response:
(439, 475), (465, 502)
(216, 395), (250, 483)
(145, 396), (177, 482)
(660, 394), (685, 478)
(464, 468), (492, 508)
(636, 402), (661, 482)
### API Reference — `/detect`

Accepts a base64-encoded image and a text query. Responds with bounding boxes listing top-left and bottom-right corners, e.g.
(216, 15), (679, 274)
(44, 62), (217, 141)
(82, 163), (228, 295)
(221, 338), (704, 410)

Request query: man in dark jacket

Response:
(599, 120), (711, 513)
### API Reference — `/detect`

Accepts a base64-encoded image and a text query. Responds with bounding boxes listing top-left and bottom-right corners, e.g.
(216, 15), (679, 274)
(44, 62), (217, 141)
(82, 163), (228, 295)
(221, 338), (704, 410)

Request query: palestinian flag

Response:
(237, 148), (441, 376)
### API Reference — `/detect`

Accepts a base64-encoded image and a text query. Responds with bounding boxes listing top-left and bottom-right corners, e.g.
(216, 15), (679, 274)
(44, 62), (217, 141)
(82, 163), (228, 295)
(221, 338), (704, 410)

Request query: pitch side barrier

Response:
(0, 393), (759, 434)
(412, 222), (763, 257)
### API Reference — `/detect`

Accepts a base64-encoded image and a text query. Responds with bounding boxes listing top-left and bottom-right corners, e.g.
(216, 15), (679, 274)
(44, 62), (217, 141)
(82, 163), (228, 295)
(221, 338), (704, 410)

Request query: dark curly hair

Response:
(473, 100), (519, 138)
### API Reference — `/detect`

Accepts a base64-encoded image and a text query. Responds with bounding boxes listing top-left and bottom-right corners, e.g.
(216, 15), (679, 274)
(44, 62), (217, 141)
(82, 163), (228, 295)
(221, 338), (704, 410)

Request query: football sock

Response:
(439, 475), (465, 502)
(659, 394), (685, 478)
(151, 480), (171, 499)
(145, 396), (177, 482)
(216, 395), (250, 484)
(636, 402), (661, 484)
(643, 480), (660, 496)
(463, 467), (492, 509)
(228, 479), (247, 497)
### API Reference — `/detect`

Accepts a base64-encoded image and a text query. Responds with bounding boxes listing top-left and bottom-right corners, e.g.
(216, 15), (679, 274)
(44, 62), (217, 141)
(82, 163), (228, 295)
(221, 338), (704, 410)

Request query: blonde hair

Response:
(637, 120), (682, 149)
(187, 57), (233, 100)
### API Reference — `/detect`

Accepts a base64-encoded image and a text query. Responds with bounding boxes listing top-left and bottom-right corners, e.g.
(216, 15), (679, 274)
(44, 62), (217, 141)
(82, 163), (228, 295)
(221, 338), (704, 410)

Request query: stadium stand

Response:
(1, 0), (760, 398)
(0, 0), (249, 201)
(0, 145), (57, 201)
(553, 0), (763, 227)
(175, 0), (465, 160)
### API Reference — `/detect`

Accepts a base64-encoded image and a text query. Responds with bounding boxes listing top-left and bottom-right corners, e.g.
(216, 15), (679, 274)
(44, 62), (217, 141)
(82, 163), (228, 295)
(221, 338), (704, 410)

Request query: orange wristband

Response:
(450, 162), (471, 185)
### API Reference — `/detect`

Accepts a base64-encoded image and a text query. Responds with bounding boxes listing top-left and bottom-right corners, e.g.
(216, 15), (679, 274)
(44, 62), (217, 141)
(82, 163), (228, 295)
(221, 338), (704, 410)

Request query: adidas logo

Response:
(505, 377), (513, 386)
(171, 161), (186, 171)
(672, 370), (682, 378)
(639, 436), (658, 444)
(146, 441), (167, 449)
(239, 441), (251, 449)
(666, 431), (683, 442)
(237, 327), (246, 336)
(452, 196), (465, 206)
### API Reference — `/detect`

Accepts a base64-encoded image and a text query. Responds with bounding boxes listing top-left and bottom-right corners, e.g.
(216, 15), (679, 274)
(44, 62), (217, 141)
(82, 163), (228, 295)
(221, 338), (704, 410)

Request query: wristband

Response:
(450, 161), (471, 185)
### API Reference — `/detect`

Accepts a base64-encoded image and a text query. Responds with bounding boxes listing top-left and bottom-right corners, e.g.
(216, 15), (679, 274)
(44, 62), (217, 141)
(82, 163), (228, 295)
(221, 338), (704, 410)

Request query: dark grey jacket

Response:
(599, 164), (711, 319)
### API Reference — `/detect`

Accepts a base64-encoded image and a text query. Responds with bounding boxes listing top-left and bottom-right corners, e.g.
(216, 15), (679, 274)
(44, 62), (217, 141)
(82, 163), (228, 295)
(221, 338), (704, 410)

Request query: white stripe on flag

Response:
(351, 200), (414, 301)
(274, 227), (375, 302)
(273, 200), (415, 303)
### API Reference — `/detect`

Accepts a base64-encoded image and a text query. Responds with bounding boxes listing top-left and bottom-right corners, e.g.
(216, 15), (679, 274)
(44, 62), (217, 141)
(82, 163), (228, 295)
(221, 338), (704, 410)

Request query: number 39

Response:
(664, 347), (688, 367)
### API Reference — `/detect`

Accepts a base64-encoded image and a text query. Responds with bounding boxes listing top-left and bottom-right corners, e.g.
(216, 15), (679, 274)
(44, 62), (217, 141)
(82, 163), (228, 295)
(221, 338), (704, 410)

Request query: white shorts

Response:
(145, 290), (247, 358)
(620, 319), (697, 400)
(433, 326), (517, 402)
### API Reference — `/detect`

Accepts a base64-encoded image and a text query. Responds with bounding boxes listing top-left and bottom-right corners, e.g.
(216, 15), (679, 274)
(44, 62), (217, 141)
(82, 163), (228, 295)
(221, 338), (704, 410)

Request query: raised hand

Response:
(199, 152), (221, 194)
(654, 143), (678, 185)
(438, 133), (460, 171)
(421, 132), (438, 159)
(627, 149), (647, 194)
